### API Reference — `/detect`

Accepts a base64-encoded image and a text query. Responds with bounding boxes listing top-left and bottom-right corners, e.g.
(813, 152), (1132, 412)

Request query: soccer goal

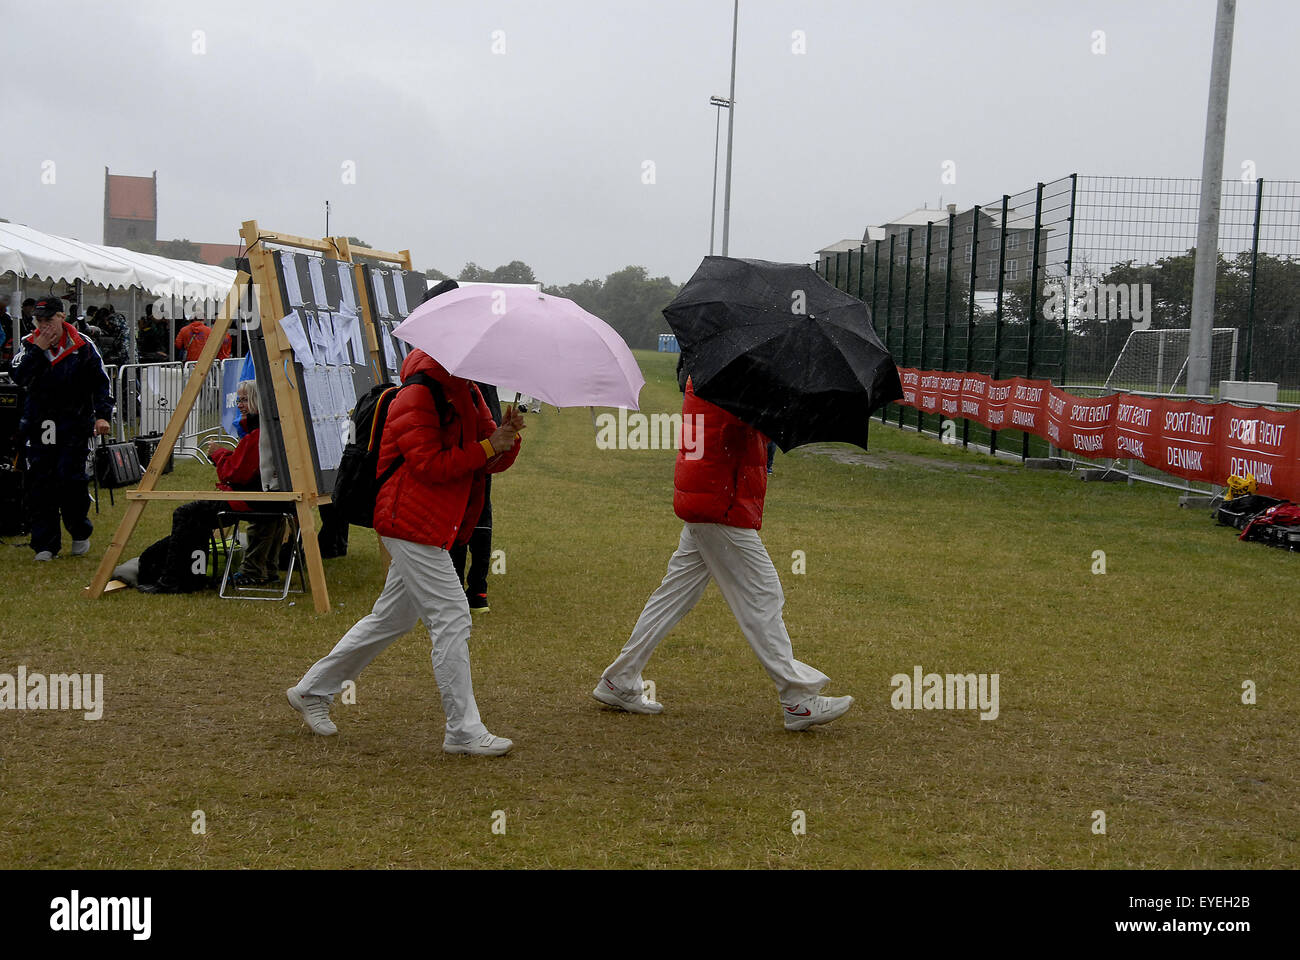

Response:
(1104, 327), (1239, 395)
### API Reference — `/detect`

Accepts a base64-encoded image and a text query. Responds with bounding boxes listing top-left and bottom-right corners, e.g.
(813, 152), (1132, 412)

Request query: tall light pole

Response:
(325, 200), (331, 237)
(709, 95), (731, 255)
(720, 0), (739, 256)
(1188, 0), (1237, 396)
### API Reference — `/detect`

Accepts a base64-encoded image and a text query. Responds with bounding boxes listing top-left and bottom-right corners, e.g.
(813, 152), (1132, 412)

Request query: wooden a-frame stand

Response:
(84, 222), (415, 612)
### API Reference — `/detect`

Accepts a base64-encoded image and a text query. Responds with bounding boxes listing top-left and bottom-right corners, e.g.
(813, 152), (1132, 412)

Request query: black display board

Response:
(358, 262), (430, 378)
(246, 250), (388, 495)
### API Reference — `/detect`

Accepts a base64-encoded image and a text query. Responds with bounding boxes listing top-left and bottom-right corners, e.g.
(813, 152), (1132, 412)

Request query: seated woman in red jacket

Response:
(137, 379), (268, 593)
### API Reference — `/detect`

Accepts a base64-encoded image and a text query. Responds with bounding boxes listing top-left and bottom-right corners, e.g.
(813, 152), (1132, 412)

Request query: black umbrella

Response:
(664, 256), (902, 452)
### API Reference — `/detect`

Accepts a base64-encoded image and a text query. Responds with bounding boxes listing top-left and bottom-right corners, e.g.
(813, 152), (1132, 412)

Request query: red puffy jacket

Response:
(209, 415), (262, 512)
(673, 378), (768, 530)
(374, 350), (521, 548)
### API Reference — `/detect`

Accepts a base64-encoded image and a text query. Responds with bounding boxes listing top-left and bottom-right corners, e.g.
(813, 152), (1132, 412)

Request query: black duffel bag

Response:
(1216, 494), (1285, 530)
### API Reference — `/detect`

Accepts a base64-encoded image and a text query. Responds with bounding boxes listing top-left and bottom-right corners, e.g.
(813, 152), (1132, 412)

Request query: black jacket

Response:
(8, 323), (114, 441)
(475, 382), (502, 424)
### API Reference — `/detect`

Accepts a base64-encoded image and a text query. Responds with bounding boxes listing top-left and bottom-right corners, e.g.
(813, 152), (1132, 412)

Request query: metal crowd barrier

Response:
(113, 360), (234, 463)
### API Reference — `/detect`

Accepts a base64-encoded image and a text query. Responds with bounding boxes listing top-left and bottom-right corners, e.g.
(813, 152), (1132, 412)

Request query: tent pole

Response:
(128, 288), (138, 364)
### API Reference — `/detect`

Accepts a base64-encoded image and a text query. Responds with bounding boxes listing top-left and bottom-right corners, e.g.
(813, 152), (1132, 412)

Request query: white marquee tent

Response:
(0, 221), (237, 303)
(2, 221), (242, 366)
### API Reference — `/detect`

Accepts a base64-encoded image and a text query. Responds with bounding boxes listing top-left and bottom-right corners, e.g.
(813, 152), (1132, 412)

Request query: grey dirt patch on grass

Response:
(797, 441), (1012, 472)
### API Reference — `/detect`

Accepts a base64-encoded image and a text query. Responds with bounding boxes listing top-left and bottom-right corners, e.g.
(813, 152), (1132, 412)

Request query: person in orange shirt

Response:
(175, 316), (212, 361)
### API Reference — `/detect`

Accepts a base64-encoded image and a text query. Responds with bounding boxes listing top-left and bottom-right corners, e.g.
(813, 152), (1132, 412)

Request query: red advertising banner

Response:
(1111, 394), (1163, 466)
(937, 373), (963, 420)
(1006, 378), (1047, 436)
(1046, 389), (1115, 459)
(899, 368), (918, 407)
(890, 369), (1300, 499)
(958, 372), (989, 425)
(916, 371), (942, 415)
(984, 378), (1014, 432)
(1218, 404), (1299, 499)
(1154, 398), (1222, 485)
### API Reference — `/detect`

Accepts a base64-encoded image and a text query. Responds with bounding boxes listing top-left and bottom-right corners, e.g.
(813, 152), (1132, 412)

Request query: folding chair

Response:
(216, 508), (305, 601)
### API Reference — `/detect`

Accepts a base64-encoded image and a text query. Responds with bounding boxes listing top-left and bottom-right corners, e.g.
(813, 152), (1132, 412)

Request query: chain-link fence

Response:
(819, 173), (1300, 465)
(1067, 176), (1300, 393)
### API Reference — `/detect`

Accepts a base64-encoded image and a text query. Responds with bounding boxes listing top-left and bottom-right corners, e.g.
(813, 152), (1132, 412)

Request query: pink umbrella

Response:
(393, 286), (645, 409)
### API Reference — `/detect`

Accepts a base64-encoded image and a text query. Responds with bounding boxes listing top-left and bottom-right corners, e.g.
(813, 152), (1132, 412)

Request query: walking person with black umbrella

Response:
(593, 258), (901, 730)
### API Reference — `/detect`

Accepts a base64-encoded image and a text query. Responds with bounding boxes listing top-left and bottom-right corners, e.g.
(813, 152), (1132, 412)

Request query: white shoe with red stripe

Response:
(287, 687), (338, 736)
(592, 677), (663, 714)
(783, 694), (853, 731)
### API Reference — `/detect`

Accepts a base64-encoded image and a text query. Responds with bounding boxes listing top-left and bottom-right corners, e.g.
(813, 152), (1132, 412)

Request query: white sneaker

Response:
(70, 539), (91, 556)
(592, 677), (663, 714)
(783, 694), (854, 731)
(444, 732), (513, 757)
(286, 687), (337, 736)
(34, 551), (55, 562)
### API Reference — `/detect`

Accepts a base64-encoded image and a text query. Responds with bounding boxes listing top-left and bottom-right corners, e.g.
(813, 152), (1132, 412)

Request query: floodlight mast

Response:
(1188, 0), (1237, 396)
(709, 95), (732, 255)
(720, 0), (739, 257)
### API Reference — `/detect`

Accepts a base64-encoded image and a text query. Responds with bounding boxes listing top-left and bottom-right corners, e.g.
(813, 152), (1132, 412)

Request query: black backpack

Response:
(331, 371), (451, 528)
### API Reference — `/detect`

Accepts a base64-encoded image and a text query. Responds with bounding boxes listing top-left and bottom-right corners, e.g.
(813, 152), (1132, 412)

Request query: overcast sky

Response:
(3, 0), (1296, 286)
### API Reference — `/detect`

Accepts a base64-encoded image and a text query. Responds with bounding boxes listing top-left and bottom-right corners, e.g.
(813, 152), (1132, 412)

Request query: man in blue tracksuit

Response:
(8, 297), (114, 560)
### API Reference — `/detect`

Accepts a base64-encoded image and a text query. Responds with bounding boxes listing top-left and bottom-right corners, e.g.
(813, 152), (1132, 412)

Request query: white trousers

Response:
(294, 536), (488, 743)
(603, 522), (829, 704)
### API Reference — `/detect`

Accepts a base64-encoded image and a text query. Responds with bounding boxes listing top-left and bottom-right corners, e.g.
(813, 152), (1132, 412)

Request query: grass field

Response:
(1, 349), (1296, 869)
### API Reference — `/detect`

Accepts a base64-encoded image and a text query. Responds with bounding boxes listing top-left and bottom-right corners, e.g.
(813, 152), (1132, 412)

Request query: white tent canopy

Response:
(0, 221), (237, 302)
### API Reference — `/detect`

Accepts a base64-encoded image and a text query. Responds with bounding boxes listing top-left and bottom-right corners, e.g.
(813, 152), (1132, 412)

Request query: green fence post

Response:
(919, 220), (933, 432)
(964, 206), (981, 449)
(885, 234), (896, 425)
(1023, 182), (1044, 460)
(1245, 177), (1264, 381)
(942, 210), (955, 371)
(990, 195), (1009, 458)
(872, 240), (881, 328)
(900, 229), (913, 428)
(1061, 173), (1078, 388)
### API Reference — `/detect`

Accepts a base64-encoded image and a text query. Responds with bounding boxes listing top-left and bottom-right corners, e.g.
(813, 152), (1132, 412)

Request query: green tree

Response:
(488, 261), (537, 284)
(1239, 251), (1300, 383)
(456, 261), (538, 284)
(123, 238), (161, 256)
(425, 266), (449, 282)
(543, 267), (680, 350)
(594, 266), (679, 350)
(545, 277), (605, 316)
(156, 239), (204, 263)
